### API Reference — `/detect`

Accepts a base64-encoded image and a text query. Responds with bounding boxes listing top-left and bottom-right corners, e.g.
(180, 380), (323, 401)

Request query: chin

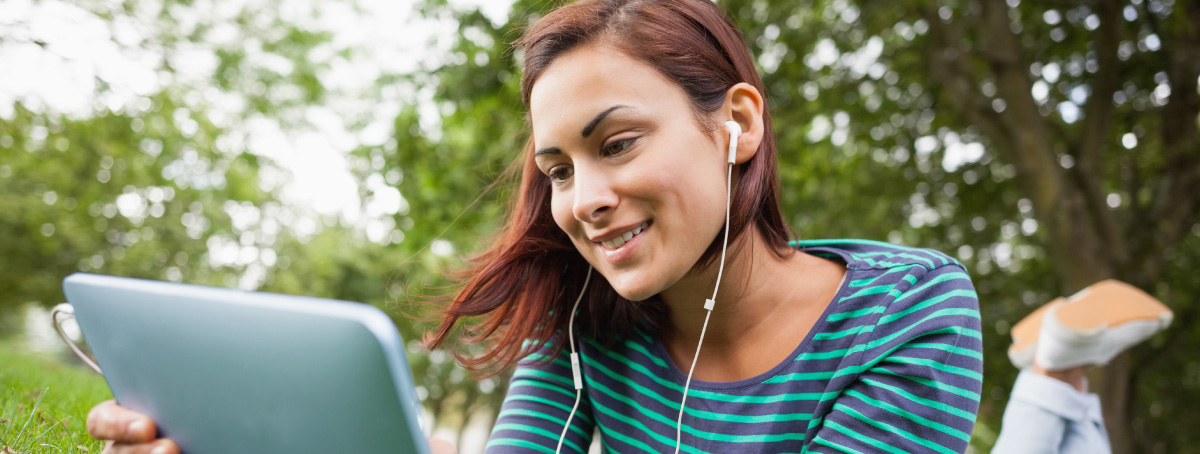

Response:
(603, 272), (664, 302)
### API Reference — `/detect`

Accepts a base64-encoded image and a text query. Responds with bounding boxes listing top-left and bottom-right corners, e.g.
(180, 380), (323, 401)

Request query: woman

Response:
(86, 0), (983, 453)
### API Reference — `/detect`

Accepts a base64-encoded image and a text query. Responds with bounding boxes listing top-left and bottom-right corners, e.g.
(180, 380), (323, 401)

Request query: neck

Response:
(658, 229), (843, 361)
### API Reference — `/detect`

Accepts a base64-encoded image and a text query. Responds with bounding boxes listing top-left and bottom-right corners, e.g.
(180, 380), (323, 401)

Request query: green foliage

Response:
(0, 96), (257, 309)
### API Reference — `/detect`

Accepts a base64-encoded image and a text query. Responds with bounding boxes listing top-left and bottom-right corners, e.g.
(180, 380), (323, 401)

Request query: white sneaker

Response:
(1034, 280), (1173, 371)
(1007, 298), (1061, 370)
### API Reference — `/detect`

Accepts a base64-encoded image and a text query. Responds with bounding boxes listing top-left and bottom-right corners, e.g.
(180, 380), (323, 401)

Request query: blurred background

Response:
(1, 0), (1196, 452)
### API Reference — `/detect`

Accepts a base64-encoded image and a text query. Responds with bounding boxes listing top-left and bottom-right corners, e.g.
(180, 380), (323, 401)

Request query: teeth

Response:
(601, 222), (649, 250)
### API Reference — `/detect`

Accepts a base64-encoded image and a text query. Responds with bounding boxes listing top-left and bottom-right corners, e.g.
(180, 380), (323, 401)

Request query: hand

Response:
(87, 399), (451, 454)
(430, 436), (458, 454)
(86, 400), (179, 454)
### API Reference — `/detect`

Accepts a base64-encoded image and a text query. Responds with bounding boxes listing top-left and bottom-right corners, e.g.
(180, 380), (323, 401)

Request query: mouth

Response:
(599, 221), (650, 250)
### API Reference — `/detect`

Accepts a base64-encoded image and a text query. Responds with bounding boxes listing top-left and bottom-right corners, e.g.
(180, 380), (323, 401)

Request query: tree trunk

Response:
(1098, 352), (1134, 453)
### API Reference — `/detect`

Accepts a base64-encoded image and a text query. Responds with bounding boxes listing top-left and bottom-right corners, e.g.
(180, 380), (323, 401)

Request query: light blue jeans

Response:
(992, 370), (1110, 454)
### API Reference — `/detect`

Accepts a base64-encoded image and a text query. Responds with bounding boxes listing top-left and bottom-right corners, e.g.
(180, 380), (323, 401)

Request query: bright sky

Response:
(0, 0), (512, 234)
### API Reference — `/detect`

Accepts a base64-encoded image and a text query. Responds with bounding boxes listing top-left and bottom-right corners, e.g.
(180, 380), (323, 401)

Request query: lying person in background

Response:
(993, 280), (1173, 454)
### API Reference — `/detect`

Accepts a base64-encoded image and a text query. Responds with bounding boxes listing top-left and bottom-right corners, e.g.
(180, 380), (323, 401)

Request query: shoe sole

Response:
(1055, 280), (1173, 333)
(1007, 298), (1061, 369)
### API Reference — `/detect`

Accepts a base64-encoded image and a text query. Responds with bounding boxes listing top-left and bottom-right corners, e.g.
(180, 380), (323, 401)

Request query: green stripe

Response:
(880, 356), (983, 382)
(583, 342), (823, 411)
(869, 367), (981, 401)
(879, 289), (978, 325)
(843, 389), (972, 442)
(512, 361), (575, 389)
(484, 437), (556, 454)
(811, 433), (870, 454)
(866, 310), (983, 352)
(489, 423), (588, 453)
(813, 324), (875, 341)
(832, 403), (958, 454)
(888, 272), (973, 307)
(507, 393), (575, 414)
(825, 305), (886, 322)
(854, 255), (911, 268)
(585, 338), (824, 403)
(795, 347), (855, 361)
(587, 387), (808, 447)
(822, 418), (910, 454)
(511, 371), (577, 399)
(761, 370), (836, 384)
(860, 377), (977, 421)
(795, 239), (956, 268)
(847, 266), (913, 287)
(856, 251), (937, 269)
(839, 284), (902, 303)
(589, 394), (710, 453)
(595, 423), (661, 453)
(624, 337), (670, 369)
(907, 342), (984, 361)
(495, 407), (593, 438)
(506, 382), (595, 426)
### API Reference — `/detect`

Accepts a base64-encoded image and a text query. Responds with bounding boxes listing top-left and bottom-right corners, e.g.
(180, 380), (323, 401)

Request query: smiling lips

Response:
(598, 222), (650, 250)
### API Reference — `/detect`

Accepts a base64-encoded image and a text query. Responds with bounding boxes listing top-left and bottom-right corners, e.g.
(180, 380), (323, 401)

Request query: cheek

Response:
(550, 192), (578, 238)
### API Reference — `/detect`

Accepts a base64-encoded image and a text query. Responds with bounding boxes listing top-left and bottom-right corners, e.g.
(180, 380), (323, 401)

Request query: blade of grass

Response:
(28, 409), (66, 451)
(0, 396), (13, 442)
(11, 387), (49, 447)
(36, 442), (66, 453)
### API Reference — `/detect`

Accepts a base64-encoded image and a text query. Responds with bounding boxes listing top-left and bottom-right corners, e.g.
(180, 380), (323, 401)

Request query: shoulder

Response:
(799, 239), (979, 342)
(792, 238), (963, 273)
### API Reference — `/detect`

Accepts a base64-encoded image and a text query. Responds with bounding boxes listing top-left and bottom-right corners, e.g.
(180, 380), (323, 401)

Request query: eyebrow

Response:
(581, 105), (629, 138)
(535, 105), (630, 157)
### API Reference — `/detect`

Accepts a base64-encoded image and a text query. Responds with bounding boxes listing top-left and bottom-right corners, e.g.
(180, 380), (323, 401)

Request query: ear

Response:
(722, 82), (765, 165)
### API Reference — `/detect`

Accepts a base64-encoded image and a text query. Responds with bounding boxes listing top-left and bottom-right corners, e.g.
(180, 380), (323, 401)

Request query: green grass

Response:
(0, 341), (111, 453)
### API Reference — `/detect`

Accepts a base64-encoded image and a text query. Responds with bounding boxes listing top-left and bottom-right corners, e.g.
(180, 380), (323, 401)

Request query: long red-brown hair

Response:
(425, 0), (792, 376)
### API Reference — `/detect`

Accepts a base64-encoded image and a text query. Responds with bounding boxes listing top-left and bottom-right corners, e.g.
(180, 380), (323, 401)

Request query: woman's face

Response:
(529, 44), (730, 301)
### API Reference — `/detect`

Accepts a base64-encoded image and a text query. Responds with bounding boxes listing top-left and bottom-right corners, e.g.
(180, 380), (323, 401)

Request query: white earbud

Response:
(673, 120), (739, 454)
(724, 120), (741, 164)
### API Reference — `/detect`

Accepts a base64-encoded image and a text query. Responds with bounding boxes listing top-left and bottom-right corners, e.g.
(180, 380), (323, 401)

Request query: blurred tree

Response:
(0, 0), (506, 442)
(395, 0), (1198, 451)
(346, 4), (536, 442)
(0, 94), (261, 306)
(0, 0), (343, 308)
(718, 0), (1198, 451)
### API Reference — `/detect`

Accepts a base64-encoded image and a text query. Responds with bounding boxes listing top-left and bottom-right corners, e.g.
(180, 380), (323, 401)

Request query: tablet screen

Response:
(63, 273), (430, 454)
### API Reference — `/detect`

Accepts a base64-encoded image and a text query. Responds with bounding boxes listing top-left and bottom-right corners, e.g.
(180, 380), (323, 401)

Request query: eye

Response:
(601, 138), (636, 157)
(548, 165), (574, 185)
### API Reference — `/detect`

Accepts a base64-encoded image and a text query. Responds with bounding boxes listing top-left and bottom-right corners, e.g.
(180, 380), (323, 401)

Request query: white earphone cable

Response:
(675, 127), (736, 453)
(558, 123), (738, 454)
(556, 266), (593, 454)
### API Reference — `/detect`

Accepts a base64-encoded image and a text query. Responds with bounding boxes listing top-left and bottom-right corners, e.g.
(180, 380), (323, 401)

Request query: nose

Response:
(572, 165), (618, 223)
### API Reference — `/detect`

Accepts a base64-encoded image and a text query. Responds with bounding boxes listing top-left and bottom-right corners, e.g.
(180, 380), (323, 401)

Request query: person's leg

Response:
(992, 366), (1109, 454)
(996, 280), (1171, 454)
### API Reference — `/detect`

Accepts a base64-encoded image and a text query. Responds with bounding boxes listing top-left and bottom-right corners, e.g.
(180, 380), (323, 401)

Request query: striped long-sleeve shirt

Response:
(486, 239), (983, 453)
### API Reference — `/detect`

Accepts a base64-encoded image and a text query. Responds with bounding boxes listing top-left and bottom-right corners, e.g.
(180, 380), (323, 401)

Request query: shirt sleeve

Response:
(807, 264), (984, 454)
(485, 344), (596, 454)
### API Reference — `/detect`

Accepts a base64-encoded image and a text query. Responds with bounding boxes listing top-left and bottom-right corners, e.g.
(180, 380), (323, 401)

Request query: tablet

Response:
(61, 273), (431, 454)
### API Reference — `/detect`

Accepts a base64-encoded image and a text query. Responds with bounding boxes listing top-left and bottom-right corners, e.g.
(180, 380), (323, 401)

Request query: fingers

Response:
(102, 439), (180, 454)
(87, 400), (158, 443)
(429, 437), (458, 454)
